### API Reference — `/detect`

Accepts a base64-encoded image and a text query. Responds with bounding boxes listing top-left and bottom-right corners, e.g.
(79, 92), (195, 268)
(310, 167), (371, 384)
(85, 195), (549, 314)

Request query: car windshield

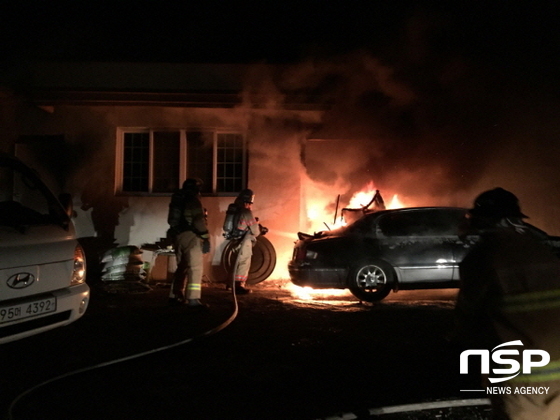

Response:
(0, 158), (67, 229)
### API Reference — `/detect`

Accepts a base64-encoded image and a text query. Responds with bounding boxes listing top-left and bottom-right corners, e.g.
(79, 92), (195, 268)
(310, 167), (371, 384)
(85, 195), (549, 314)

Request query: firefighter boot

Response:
(235, 281), (251, 295)
(168, 297), (185, 306)
(186, 299), (209, 310)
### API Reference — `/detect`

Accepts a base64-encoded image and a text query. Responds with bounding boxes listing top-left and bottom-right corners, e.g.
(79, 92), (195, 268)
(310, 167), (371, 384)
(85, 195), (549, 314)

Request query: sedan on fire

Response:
(288, 207), (560, 302)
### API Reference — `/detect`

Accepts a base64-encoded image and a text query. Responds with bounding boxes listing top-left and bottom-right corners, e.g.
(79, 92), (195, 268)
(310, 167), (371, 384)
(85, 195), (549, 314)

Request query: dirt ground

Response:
(1, 279), (492, 420)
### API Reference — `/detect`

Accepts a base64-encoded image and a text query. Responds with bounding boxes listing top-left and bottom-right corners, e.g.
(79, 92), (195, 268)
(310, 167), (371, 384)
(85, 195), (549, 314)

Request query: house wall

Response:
(3, 101), (322, 282)
(0, 93), (26, 154)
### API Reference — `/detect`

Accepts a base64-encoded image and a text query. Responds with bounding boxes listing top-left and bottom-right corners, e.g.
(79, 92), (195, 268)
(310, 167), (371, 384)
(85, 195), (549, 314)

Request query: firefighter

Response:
(455, 187), (560, 420)
(230, 188), (262, 294)
(167, 178), (210, 308)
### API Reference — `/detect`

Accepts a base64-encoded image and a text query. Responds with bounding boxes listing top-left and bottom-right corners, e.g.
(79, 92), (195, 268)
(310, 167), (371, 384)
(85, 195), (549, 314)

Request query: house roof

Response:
(14, 62), (248, 91)
(0, 61), (330, 110)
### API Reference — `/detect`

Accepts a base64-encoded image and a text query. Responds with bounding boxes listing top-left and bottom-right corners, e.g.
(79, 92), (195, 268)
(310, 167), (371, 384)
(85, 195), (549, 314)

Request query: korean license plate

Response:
(0, 297), (57, 324)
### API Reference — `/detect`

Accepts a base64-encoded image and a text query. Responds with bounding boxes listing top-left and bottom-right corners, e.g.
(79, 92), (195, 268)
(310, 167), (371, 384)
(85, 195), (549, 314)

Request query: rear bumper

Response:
(288, 263), (348, 288)
(0, 283), (90, 344)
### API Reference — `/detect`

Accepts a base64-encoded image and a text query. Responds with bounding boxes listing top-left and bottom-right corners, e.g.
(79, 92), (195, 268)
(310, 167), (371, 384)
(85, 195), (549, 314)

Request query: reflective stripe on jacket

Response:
(457, 226), (560, 382)
(501, 288), (560, 313)
(511, 358), (560, 383)
(235, 208), (260, 238)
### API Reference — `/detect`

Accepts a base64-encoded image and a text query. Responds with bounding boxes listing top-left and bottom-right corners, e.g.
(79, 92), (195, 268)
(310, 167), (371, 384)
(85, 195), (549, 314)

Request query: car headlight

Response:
(72, 244), (87, 285)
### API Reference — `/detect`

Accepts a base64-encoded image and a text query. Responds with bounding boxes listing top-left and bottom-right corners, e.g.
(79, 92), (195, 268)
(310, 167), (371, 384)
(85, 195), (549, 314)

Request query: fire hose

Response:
(7, 271), (242, 420)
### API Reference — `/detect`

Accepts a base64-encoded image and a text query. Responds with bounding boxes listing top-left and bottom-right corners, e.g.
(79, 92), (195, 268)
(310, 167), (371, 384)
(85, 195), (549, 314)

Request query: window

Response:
(217, 133), (245, 192)
(116, 129), (246, 195)
(378, 209), (466, 237)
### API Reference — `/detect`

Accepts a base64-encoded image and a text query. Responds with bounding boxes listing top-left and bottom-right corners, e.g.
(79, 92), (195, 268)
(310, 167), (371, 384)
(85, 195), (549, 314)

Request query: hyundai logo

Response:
(7, 272), (35, 289)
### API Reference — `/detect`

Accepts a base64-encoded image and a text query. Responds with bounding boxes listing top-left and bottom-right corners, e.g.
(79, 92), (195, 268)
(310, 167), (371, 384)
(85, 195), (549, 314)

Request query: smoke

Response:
(257, 52), (502, 214)
(239, 9), (560, 235)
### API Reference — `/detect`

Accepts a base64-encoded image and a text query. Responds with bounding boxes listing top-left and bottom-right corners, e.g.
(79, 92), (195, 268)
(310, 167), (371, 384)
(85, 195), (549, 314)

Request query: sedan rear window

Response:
(378, 209), (466, 237)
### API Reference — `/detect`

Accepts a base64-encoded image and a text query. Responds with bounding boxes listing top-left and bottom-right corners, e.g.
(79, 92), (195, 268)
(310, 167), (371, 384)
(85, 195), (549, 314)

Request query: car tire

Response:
(348, 260), (393, 302)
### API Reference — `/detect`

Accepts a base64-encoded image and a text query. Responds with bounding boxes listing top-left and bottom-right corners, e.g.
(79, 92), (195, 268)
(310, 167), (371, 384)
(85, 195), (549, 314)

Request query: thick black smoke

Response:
(244, 4), (560, 233)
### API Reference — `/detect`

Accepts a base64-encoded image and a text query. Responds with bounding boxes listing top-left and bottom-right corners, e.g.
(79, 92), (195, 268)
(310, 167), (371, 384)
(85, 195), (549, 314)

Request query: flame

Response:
(348, 181), (377, 208)
(348, 182), (404, 210)
(290, 182), (411, 297)
(388, 194), (404, 209)
(286, 283), (352, 300)
(306, 182), (408, 232)
(307, 207), (320, 220)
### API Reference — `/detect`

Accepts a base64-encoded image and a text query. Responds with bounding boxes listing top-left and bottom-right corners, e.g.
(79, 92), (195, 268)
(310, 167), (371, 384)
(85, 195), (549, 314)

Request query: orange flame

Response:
(388, 194), (404, 209)
(348, 182), (376, 208)
(287, 283), (353, 301)
(348, 182), (404, 210)
(306, 182), (407, 232)
(299, 182), (409, 300)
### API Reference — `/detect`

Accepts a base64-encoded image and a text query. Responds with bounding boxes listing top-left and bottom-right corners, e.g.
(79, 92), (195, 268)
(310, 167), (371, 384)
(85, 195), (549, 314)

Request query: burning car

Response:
(289, 206), (560, 302)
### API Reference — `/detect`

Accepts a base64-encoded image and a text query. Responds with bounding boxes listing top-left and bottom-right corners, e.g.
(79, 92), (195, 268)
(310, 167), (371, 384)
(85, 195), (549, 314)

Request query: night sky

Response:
(1, 1), (558, 71)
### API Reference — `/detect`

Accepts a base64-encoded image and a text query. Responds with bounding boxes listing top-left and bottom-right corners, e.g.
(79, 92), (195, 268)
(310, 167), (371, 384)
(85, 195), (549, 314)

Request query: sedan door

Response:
(375, 209), (465, 284)
(451, 234), (480, 280)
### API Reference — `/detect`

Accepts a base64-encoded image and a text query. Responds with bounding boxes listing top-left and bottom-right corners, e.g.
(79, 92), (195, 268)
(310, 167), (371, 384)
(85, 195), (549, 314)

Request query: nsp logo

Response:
(460, 340), (550, 383)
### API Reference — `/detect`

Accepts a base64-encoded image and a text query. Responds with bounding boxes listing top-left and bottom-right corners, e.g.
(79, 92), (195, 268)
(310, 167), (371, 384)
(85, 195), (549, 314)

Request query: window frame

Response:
(115, 127), (247, 196)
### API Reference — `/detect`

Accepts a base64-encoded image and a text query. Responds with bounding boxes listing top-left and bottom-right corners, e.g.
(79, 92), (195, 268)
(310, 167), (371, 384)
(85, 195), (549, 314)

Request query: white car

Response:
(0, 153), (89, 344)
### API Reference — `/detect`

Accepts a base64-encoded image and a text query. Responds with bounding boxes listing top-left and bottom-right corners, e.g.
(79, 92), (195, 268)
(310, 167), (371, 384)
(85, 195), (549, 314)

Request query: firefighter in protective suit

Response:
(167, 178), (210, 308)
(231, 189), (262, 294)
(455, 188), (560, 420)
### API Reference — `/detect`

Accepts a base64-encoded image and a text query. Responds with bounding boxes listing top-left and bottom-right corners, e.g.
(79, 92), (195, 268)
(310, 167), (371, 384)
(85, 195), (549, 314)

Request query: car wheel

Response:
(348, 261), (393, 302)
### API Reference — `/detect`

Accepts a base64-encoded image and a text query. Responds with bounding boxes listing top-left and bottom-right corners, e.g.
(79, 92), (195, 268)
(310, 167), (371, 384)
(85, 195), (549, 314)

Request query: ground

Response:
(1, 279), (492, 420)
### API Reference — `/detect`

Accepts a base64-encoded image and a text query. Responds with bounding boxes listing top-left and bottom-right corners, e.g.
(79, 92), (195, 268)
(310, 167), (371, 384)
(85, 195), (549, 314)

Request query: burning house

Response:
(1, 58), (559, 286)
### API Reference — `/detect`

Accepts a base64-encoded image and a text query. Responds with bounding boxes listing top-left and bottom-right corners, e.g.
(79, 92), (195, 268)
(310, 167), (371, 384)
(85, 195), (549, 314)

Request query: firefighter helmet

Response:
(238, 189), (254, 204)
(469, 187), (527, 219)
(182, 178), (203, 194)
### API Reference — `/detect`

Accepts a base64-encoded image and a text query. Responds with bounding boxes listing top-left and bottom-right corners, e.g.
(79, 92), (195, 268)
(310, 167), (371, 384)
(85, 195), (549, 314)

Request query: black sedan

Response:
(288, 207), (560, 302)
